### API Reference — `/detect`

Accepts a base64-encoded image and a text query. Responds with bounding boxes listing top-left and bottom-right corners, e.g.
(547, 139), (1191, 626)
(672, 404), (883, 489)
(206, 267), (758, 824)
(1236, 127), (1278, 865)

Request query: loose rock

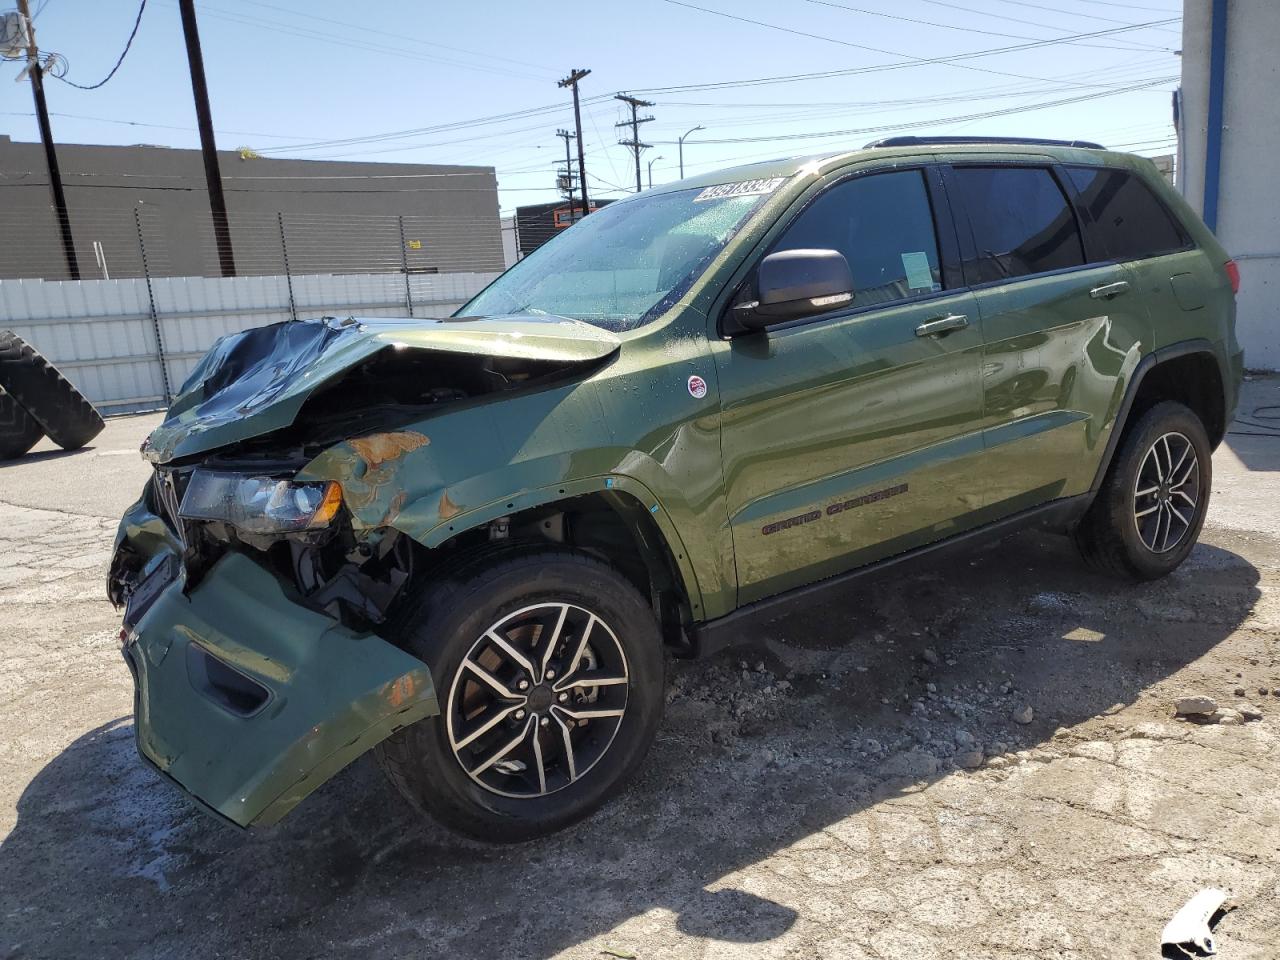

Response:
(922, 648), (940, 665)
(1012, 705), (1034, 725)
(956, 749), (984, 770)
(879, 749), (938, 780)
(1239, 703), (1264, 722)
(1175, 696), (1218, 717)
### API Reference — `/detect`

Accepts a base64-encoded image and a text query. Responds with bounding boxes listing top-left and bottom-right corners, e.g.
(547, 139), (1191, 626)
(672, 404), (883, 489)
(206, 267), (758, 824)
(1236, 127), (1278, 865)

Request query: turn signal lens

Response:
(1225, 259), (1240, 295)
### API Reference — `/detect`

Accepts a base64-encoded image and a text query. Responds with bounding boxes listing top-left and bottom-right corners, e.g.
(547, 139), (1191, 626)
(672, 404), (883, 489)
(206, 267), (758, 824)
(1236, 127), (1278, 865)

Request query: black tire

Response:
(1074, 400), (1212, 581)
(0, 331), (104, 450)
(375, 548), (665, 842)
(0, 390), (45, 460)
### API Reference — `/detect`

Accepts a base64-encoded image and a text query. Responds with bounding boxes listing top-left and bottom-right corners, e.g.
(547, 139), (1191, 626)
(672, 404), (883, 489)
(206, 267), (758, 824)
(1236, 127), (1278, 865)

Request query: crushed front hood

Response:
(142, 314), (620, 464)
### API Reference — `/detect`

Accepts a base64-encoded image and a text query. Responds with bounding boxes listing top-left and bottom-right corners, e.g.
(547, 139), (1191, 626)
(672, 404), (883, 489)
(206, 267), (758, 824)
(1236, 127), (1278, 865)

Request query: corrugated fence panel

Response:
(0, 277), (166, 413)
(0, 271), (501, 414)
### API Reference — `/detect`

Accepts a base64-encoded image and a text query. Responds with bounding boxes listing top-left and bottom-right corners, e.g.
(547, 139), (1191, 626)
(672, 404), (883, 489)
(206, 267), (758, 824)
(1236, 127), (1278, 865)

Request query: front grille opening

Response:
(185, 643), (270, 718)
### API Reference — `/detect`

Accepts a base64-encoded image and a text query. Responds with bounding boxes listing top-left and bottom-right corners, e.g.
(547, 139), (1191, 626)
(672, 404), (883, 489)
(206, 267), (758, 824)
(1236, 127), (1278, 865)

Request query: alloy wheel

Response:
(1132, 430), (1200, 554)
(445, 602), (630, 798)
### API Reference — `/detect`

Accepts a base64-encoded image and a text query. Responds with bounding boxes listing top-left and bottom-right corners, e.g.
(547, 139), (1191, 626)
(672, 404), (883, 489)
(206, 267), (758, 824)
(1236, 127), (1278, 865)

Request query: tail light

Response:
(1225, 259), (1240, 295)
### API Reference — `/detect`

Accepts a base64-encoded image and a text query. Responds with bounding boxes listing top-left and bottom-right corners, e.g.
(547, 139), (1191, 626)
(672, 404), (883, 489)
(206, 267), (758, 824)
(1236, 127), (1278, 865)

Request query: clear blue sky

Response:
(2, 0), (1183, 214)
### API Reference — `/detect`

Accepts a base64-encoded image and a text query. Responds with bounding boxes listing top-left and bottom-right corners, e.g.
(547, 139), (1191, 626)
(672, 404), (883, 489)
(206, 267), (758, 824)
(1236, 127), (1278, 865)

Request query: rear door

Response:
(944, 162), (1151, 514)
(711, 165), (987, 605)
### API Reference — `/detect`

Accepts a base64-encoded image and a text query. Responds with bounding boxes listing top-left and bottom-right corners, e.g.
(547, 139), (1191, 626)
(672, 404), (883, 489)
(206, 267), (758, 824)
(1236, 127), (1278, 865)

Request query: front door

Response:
(711, 166), (987, 606)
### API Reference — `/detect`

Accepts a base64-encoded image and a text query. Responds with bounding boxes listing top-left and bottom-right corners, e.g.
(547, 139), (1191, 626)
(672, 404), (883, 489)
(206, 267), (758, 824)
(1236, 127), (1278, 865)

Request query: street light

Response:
(647, 154), (665, 189)
(678, 125), (705, 179)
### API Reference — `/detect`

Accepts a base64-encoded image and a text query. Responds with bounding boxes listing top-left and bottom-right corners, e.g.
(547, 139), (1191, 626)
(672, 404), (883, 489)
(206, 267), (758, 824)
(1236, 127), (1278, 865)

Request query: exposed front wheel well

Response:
(402, 492), (694, 654)
(1130, 351), (1226, 448)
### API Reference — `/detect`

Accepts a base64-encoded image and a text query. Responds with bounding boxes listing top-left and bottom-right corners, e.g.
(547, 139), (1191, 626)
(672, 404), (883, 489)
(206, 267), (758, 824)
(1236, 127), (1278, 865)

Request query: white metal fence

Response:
(0, 271), (500, 414)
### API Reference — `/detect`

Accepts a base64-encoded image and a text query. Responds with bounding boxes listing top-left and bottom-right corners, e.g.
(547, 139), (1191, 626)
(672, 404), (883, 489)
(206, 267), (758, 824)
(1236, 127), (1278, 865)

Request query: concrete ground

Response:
(2, 380), (1279, 960)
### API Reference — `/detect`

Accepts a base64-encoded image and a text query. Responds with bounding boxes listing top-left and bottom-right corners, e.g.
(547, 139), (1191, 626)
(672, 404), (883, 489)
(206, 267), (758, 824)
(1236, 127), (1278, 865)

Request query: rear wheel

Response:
(1074, 401), (1211, 581)
(375, 549), (664, 841)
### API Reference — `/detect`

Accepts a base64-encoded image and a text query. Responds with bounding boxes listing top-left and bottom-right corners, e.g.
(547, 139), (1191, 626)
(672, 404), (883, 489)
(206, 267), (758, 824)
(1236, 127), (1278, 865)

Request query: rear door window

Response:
(771, 169), (943, 310)
(952, 166), (1085, 283)
(1064, 166), (1190, 261)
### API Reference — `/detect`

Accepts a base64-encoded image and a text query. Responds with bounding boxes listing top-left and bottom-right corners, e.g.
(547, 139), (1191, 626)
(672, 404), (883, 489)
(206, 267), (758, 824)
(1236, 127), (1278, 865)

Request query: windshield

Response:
(459, 186), (772, 332)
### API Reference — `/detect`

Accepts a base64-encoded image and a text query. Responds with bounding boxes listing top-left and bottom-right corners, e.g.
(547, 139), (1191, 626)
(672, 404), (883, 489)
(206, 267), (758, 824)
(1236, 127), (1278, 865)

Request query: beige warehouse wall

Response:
(1180, 0), (1280, 370)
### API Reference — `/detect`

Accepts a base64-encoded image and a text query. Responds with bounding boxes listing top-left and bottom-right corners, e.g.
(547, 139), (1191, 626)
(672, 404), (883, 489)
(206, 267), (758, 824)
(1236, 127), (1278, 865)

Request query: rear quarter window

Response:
(1065, 166), (1191, 262)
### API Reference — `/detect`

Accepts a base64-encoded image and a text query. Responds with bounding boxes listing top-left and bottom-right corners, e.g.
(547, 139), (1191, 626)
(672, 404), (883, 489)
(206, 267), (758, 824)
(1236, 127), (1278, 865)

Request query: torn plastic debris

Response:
(1161, 888), (1232, 957)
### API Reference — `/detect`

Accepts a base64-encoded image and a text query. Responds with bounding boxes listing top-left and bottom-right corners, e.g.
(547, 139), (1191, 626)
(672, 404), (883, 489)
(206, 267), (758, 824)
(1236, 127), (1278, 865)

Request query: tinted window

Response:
(1065, 166), (1189, 261)
(772, 170), (942, 309)
(953, 167), (1085, 282)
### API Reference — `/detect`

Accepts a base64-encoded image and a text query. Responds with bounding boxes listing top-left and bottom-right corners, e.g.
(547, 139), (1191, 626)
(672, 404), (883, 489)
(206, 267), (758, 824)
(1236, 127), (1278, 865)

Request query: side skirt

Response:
(691, 493), (1093, 659)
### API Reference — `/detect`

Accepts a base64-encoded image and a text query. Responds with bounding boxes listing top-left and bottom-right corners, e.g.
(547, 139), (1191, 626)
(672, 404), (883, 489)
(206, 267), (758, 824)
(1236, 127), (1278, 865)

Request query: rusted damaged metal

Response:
(348, 430), (430, 468)
(437, 490), (462, 521)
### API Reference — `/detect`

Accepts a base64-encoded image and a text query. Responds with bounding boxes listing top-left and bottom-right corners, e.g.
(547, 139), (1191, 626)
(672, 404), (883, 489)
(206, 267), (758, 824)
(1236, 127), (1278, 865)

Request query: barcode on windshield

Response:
(693, 177), (786, 202)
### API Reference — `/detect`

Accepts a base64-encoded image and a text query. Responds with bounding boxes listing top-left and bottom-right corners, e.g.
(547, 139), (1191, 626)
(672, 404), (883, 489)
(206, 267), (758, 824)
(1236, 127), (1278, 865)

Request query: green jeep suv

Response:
(110, 136), (1243, 840)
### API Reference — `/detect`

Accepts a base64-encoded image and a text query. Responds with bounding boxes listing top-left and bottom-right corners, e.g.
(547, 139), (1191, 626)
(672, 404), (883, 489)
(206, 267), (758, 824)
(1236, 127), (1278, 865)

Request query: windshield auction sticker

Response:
(693, 177), (786, 202)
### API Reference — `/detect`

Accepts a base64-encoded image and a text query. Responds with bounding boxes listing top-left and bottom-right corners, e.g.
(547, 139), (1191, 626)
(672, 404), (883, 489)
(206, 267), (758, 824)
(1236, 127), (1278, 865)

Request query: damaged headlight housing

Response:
(179, 470), (343, 535)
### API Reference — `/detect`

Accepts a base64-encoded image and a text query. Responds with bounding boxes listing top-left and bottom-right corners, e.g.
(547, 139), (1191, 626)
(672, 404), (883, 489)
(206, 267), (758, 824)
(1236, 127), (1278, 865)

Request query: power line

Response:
(799, 0), (1174, 53)
(644, 2), (1179, 92)
(52, 0), (146, 90)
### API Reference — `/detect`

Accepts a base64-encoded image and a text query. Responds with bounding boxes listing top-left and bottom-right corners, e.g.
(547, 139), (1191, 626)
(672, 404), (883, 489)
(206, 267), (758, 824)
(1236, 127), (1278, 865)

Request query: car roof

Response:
(654, 140), (1154, 194)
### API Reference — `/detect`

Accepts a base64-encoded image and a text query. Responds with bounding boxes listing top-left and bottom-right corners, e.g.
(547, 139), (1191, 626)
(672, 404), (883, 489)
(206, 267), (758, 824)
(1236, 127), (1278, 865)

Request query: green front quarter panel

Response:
(129, 550), (437, 827)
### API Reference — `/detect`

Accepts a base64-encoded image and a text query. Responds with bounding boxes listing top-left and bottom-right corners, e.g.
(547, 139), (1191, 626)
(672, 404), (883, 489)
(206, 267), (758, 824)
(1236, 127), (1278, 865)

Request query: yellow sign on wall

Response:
(407, 239), (422, 250)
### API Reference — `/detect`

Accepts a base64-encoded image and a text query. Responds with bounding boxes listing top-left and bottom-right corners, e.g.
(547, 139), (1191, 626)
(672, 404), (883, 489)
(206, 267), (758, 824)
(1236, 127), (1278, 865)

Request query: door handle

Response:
(914, 313), (969, 338)
(1089, 280), (1131, 300)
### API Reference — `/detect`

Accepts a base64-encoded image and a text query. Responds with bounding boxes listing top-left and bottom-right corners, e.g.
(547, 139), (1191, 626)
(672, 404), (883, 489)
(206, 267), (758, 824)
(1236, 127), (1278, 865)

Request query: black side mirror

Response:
(734, 249), (854, 331)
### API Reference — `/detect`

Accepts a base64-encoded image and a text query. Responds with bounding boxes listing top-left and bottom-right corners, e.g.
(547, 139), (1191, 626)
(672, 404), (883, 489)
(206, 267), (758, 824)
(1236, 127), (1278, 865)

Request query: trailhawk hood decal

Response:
(142, 315), (620, 464)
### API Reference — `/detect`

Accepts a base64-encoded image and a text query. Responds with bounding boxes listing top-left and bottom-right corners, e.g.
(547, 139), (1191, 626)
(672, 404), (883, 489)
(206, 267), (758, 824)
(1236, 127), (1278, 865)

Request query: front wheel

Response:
(375, 549), (665, 842)
(1074, 400), (1212, 581)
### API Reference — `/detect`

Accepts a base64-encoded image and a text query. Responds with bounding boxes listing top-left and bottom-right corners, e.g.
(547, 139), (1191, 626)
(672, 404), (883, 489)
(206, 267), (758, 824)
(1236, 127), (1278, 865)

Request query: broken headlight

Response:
(179, 470), (342, 535)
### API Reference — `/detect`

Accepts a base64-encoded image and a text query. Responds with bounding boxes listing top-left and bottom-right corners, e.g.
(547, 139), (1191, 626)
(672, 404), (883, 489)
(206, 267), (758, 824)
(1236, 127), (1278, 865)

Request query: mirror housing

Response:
(734, 248), (854, 331)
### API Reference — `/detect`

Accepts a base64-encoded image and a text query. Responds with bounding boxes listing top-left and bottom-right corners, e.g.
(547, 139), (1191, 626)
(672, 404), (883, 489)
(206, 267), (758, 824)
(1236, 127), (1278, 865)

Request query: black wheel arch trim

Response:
(1087, 338), (1228, 496)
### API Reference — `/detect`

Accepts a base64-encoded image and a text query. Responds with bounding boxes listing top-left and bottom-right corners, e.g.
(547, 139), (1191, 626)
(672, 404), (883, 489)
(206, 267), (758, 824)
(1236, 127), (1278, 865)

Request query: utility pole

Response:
(556, 128), (577, 219)
(15, 0), (79, 279)
(614, 93), (654, 192)
(678, 125), (705, 179)
(177, 0), (235, 277)
(558, 68), (591, 221)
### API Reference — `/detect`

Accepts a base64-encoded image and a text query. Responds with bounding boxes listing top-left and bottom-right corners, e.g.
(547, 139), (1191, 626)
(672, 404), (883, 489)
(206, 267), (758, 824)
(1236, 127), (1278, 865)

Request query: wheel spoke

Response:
(552, 704), (626, 722)
(485, 628), (536, 677)
(1168, 501), (1190, 527)
(1175, 489), (1197, 508)
(1149, 446), (1165, 483)
(462, 659), (520, 701)
(1160, 435), (1174, 480)
(537, 604), (569, 684)
(470, 716), (533, 774)
(453, 703), (522, 751)
(1135, 485), (1160, 498)
(1168, 441), (1191, 482)
(551, 709), (577, 783)
(1159, 504), (1174, 552)
(1171, 456), (1198, 490)
(554, 671), (629, 692)
(528, 721), (548, 794)
(1135, 503), (1161, 518)
(562, 614), (597, 680)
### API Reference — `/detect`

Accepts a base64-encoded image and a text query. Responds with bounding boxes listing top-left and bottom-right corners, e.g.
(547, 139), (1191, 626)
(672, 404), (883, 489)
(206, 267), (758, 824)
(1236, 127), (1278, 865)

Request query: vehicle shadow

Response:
(0, 530), (1262, 959)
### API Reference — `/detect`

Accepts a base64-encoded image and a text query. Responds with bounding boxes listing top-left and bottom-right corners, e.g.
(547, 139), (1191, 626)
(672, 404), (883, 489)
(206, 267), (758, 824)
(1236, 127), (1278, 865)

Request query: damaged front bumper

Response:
(114, 498), (438, 828)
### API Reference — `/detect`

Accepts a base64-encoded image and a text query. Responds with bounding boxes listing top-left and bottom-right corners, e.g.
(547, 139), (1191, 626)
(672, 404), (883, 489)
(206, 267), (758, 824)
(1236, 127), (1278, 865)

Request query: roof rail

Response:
(864, 135), (1106, 150)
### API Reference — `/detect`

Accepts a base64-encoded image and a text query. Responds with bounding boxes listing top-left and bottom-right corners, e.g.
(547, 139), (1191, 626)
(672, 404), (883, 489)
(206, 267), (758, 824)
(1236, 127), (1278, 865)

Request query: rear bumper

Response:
(116, 516), (437, 828)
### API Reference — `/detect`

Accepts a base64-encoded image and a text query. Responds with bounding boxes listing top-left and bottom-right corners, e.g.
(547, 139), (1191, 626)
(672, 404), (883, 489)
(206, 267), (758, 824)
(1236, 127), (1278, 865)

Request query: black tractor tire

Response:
(375, 548), (665, 842)
(1074, 401), (1212, 581)
(0, 390), (44, 460)
(0, 331), (104, 451)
